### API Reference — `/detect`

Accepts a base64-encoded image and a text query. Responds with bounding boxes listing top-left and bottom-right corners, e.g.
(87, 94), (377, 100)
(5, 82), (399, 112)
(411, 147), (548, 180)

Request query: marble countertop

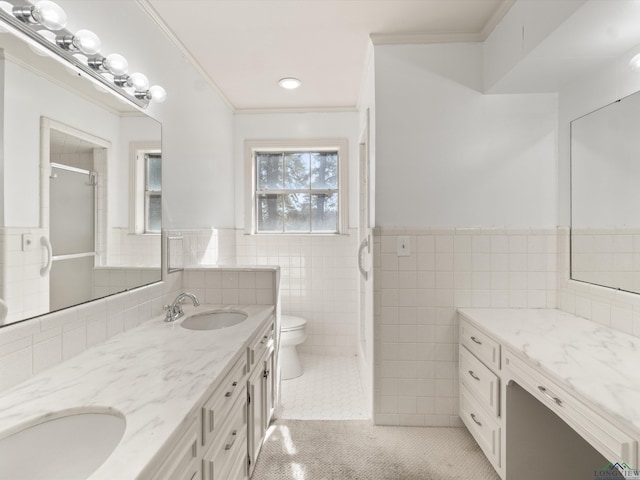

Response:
(0, 303), (275, 480)
(458, 308), (640, 437)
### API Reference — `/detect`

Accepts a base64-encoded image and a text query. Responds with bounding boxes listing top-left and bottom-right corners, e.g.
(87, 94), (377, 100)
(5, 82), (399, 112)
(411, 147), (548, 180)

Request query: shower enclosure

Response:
(49, 163), (97, 311)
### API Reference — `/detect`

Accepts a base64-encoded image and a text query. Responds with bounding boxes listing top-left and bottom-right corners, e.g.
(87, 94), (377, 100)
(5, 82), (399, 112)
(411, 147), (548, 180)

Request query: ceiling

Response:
(143, 0), (513, 112)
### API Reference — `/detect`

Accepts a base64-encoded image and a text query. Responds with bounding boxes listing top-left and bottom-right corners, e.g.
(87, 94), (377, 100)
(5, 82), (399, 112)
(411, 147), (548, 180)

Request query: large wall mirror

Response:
(571, 91), (640, 294)
(0, 23), (162, 326)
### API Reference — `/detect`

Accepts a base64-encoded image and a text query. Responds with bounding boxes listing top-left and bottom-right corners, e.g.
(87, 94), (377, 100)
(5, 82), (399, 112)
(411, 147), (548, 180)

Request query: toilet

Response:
(279, 315), (308, 380)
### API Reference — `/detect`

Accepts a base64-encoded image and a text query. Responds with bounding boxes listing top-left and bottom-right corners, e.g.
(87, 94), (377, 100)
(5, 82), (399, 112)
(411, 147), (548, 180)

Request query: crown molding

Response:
(135, 0), (236, 112)
(234, 105), (358, 115)
(370, 32), (483, 45)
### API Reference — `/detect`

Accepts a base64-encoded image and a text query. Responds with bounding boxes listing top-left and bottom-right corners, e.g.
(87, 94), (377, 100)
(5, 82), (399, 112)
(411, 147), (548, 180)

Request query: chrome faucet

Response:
(164, 292), (200, 322)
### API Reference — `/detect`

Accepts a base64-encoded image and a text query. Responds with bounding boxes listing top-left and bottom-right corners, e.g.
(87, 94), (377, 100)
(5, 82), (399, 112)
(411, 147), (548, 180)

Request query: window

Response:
(130, 143), (161, 234)
(144, 153), (162, 233)
(246, 139), (348, 234)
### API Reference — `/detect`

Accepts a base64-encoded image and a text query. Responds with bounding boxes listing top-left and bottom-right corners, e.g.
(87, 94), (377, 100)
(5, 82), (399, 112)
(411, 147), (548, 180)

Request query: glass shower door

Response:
(49, 163), (96, 311)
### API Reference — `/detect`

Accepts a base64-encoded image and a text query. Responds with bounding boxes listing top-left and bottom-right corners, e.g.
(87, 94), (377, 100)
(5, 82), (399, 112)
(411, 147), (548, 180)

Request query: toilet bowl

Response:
(279, 315), (308, 380)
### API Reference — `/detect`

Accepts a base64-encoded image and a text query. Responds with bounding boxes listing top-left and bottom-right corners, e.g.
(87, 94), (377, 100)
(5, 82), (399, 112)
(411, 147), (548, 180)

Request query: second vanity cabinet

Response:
(458, 317), (503, 475)
(458, 309), (640, 480)
(149, 314), (276, 480)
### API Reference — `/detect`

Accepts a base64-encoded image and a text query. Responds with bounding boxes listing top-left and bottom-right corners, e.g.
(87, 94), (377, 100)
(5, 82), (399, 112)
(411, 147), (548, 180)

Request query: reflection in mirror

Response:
(0, 20), (162, 326)
(571, 91), (640, 294)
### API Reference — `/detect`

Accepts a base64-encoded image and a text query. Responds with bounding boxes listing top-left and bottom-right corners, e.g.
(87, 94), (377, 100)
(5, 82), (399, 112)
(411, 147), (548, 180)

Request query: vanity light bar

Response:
(0, 0), (165, 109)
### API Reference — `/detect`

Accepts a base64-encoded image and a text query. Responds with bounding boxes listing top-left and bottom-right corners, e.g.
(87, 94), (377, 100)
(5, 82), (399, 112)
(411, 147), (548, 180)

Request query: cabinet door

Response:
(247, 363), (265, 476)
(263, 348), (276, 429)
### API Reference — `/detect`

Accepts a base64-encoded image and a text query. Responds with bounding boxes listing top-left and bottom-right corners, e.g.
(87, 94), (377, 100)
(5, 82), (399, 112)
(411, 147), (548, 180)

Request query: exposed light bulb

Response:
(128, 72), (149, 91)
(56, 29), (101, 55)
(103, 53), (128, 76)
(147, 85), (166, 103)
(630, 53), (640, 72)
(31, 0), (66, 30)
(72, 29), (100, 55)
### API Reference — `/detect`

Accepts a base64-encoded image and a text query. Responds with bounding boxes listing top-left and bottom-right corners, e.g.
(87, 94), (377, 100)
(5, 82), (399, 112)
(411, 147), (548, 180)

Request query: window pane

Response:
(311, 152), (338, 189)
(284, 193), (310, 232)
(146, 194), (161, 232)
(284, 153), (310, 189)
(257, 194), (283, 232)
(257, 153), (283, 190)
(146, 154), (162, 191)
(311, 193), (338, 232)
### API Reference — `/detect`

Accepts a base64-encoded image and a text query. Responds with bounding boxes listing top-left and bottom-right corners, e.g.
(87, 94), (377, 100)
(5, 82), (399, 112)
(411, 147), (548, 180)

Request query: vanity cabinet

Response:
(458, 309), (640, 480)
(151, 417), (201, 480)
(150, 314), (276, 480)
(458, 317), (503, 476)
(247, 319), (276, 476)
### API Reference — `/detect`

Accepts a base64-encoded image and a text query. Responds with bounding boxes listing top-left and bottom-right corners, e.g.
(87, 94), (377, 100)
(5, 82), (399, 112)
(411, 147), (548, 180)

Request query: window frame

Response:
(245, 138), (348, 235)
(129, 142), (161, 235)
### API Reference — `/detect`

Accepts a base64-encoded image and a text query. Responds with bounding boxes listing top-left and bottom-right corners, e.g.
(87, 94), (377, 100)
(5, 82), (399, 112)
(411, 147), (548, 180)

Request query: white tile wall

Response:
(236, 229), (359, 356)
(182, 267), (278, 307)
(0, 276), (180, 392)
(571, 227), (640, 294)
(105, 228), (161, 267)
(0, 227), (49, 324)
(558, 227), (640, 338)
(373, 226), (558, 427)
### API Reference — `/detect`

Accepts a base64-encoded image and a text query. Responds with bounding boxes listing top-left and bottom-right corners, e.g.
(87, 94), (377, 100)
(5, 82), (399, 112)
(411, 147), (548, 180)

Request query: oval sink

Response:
(0, 411), (125, 480)
(181, 310), (248, 330)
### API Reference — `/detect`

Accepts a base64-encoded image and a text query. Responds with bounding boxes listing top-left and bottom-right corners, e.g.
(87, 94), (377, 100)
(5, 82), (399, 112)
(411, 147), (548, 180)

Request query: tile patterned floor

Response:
(280, 354), (369, 420)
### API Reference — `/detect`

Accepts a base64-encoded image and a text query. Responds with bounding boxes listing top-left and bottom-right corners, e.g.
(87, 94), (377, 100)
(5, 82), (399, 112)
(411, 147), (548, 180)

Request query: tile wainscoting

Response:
(236, 229), (359, 356)
(558, 227), (640, 338)
(372, 226), (558, 427)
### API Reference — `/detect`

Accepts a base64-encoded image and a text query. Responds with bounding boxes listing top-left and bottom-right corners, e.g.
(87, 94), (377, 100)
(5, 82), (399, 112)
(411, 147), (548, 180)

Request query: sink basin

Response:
(181, 310), (248, 330)
(0, 410), (126, 480)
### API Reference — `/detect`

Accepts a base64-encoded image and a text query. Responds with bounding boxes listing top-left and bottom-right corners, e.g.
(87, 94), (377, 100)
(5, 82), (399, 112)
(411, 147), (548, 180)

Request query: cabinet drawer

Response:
(202, 355), (247, 448)
(152, 417), (200, 480)
(460, 384), (501, 469)
(460, 346), (500, 417)
(504, 350), (638, 468)
(202, 390), (248, 480)
(249, 319), (274, 367)
(460, 317), (500, 370)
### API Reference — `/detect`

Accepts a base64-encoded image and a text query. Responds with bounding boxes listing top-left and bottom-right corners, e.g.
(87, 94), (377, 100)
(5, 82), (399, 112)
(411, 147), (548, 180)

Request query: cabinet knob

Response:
(225, 381), (238, 398)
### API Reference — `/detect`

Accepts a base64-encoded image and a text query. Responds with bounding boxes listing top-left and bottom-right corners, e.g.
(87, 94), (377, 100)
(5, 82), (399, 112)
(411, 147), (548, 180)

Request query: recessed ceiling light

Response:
(278, 77), (302, 90)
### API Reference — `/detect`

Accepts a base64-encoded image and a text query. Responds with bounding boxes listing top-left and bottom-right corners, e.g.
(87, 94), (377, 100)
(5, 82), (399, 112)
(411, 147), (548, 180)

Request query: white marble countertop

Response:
(458, 308), (640, 437)
(0, 303), (275, 480)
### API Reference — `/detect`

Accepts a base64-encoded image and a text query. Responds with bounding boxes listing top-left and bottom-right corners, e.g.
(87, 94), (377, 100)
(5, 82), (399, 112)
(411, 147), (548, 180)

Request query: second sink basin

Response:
(0, 410), (125, 480)
(181, 310), (248, 330)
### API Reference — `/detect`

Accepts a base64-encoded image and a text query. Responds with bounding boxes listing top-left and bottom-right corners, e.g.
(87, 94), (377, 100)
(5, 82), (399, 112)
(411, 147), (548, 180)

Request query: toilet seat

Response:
(281, 315), (307, 332)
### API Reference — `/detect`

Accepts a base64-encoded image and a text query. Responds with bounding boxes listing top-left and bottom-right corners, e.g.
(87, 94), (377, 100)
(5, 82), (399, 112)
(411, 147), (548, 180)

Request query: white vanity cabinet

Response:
(201, 353), (249, 480)
(458, 309), (640, 480)
(149, 313), (277, 480)
(151, 416), (202, 480)
(247, 318), (276, 476)
(458, 317), (503, 476)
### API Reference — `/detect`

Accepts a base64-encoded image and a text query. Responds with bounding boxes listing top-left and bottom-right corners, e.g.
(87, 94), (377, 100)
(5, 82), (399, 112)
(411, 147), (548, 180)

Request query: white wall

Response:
(56, 0), (236, 230)
(371, 42), (559, 427)
(375, 43), (558, 228)
(233, 111), (359, 229)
